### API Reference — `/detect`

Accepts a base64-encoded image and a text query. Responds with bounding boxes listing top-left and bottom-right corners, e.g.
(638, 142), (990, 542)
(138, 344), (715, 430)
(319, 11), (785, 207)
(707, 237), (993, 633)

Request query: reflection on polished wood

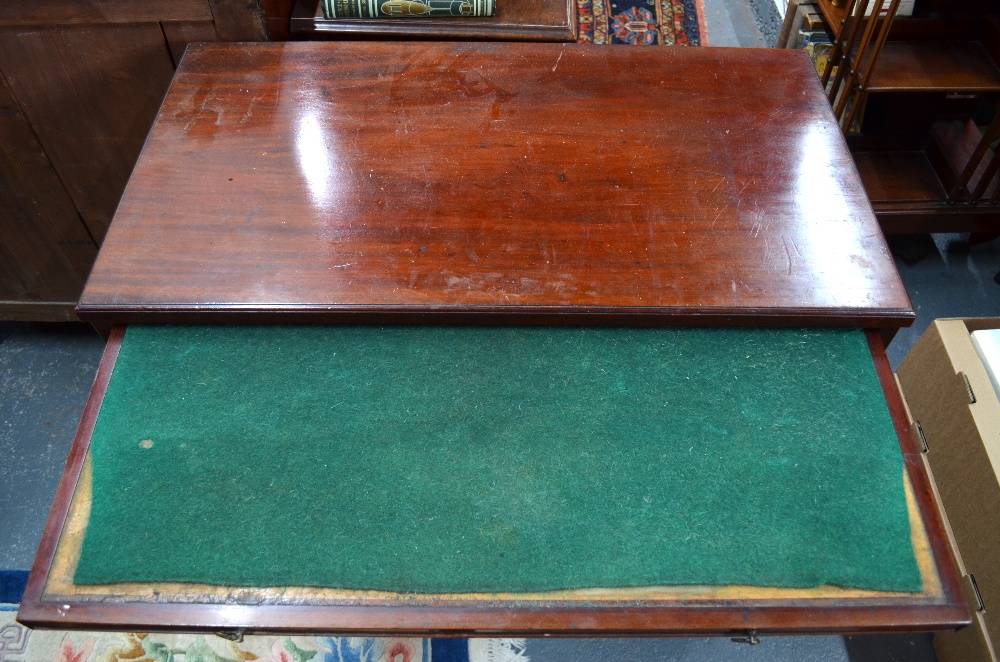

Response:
(78, 43), (912, 327)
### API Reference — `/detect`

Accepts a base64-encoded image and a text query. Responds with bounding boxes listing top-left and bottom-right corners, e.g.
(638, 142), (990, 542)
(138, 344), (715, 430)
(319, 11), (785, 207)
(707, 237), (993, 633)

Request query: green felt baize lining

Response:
(75, 326), (922, 593)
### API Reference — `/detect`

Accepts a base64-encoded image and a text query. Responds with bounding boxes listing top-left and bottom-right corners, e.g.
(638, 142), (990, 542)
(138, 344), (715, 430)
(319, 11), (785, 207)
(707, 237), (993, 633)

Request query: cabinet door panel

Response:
(162, 21), (220, 65)
(209, 0), (268, 40)
(0, 70), (96, 316)
(0, 0), (213, 26)
(0, 24), (175, 243)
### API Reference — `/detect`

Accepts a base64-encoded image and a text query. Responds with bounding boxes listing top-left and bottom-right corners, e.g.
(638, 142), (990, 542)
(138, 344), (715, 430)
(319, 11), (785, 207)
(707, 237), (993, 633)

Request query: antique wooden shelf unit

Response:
(19, 43), (969, 637)
(817, 0), (1000, 234)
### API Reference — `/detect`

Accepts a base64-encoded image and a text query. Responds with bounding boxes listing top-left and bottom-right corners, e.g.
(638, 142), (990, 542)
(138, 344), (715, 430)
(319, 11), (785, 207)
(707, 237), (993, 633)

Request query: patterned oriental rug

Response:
(576, 0), (704, 45)
(0, 605), (527, 662)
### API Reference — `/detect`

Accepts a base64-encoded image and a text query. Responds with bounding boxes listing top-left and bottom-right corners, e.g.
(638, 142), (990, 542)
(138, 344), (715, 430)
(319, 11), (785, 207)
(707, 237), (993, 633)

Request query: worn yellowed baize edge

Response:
(44, 455), (943, 603)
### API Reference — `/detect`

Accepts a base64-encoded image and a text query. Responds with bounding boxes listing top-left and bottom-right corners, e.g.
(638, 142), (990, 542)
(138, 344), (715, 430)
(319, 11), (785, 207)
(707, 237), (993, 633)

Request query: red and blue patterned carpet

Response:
(577, 0), (703, 45)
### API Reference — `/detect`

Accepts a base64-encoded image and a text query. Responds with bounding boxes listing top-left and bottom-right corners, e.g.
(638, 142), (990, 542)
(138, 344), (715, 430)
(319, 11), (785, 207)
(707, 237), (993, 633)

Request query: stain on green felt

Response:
(75, 326), (922, 593)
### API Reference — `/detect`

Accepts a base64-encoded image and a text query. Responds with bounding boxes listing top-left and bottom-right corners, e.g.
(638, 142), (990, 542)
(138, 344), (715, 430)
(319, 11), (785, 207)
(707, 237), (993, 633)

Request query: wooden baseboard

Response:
(0, 301), (79, 322)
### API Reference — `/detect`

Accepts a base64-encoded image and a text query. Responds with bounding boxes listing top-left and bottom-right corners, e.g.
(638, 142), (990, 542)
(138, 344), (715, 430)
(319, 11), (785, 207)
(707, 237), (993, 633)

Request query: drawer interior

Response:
(18, 325), (966, 635)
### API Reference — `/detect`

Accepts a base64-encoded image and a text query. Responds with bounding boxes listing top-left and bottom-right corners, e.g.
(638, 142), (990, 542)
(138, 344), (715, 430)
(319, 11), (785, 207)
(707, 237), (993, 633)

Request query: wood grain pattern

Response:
(0, 25), (176, 244)
(78, 43), (913, 327)
(16, 329), (968, 634)
(0, 0), (213, 26)
(0, 69), (96, 318)
(290, 0), (575, 42)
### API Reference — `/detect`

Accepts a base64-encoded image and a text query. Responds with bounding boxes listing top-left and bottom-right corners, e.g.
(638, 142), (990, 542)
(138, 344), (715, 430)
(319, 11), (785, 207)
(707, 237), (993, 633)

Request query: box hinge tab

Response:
(960, 371), (977, 404)
(914, 420), (928, 452)
(967, 573), (986, 613)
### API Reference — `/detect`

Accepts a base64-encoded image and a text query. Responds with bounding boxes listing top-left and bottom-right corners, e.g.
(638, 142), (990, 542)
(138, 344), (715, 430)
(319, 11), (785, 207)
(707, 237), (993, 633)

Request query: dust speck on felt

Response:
(139, 439), (154, 449)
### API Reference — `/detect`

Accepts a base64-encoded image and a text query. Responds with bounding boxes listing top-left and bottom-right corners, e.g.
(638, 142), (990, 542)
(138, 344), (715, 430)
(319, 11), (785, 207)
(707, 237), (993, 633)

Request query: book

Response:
(971, 329), (1000, 403)
(322, 0), (495, 18)
(804, 34), (834, 76)
(795, 27), (830, 50)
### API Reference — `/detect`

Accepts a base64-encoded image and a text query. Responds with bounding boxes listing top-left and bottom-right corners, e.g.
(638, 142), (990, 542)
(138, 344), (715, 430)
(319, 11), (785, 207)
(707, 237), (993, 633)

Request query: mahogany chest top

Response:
(77, 42), (912, 327)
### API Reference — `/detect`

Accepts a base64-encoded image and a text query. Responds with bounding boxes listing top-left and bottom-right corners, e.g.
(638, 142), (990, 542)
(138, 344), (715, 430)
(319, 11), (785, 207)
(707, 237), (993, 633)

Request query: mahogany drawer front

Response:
(18, 326), (967, 636)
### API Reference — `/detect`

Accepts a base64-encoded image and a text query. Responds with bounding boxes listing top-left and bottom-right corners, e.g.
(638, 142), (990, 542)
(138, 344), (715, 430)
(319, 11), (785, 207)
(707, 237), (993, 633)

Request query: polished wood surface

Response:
(78, 43), (912, 327)
(17, 328), (968, 634)
(290, 0), (575, 42)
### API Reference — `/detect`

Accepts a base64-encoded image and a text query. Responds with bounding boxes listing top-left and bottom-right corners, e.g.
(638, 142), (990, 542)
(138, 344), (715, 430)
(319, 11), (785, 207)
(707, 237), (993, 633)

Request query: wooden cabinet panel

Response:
(209, 0), (268, 40)
(0, 24), (176, 243)
(0, 74), (96, 320)
(0, 0), (213, 26)
(260, 0), (294, 39)
(0, 0), (266, 321)
(162, 21), (220, 65)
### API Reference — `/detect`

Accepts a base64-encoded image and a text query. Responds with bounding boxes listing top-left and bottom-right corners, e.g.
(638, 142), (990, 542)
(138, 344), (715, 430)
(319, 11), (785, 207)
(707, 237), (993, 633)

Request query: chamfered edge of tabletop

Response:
(71, 304), (917, 329)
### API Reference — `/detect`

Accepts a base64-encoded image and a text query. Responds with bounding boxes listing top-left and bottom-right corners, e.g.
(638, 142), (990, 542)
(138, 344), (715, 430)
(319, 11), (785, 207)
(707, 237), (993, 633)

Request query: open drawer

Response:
(17, 325), (968, 637)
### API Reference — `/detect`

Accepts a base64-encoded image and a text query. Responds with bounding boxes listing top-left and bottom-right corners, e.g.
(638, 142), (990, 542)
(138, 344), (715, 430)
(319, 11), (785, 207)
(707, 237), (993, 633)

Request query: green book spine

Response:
(323, 0), (494, 18)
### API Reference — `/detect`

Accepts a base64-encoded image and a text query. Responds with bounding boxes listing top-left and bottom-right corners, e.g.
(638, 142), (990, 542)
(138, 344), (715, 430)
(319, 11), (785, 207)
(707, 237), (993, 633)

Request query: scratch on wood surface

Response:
(200, 98), (223, 126)
(788, 237), (804, 258)
(238, 95), (265, 125)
